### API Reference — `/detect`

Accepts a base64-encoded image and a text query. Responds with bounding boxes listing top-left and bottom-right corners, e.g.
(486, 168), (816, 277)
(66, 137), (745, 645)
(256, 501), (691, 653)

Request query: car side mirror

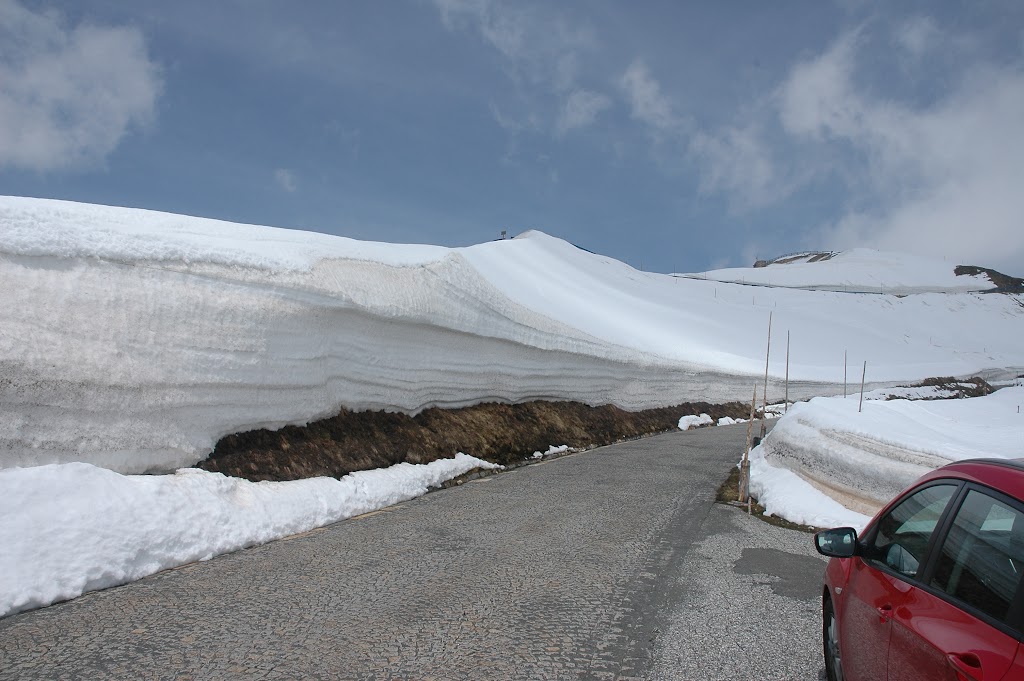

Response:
(815, 527), (859, 558)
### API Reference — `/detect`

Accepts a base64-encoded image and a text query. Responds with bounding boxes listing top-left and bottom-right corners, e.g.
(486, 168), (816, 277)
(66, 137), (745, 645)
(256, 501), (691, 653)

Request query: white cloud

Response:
(433, 0), (593, 84)
(0, 0), (162, 171)
(618, 60), (678, 132)
(896, 16), (940, 58)
(777, 30), (862, 141)
(777, 30), (1024, 267)
(690, 124), (780, 207)
(433, 0), (488, 31)
(432, 0), (605, 136)
(556, 89), (611, 134)
(692, 23), (1024, 272)
(274, 168), (297, 193)
(815, 64), (1024, 269)
(477, 7), (528, 62)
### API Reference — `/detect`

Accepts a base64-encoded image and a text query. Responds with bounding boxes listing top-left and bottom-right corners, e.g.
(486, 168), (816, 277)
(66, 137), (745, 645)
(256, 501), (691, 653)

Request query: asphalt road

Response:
(0, 424), (828, 680)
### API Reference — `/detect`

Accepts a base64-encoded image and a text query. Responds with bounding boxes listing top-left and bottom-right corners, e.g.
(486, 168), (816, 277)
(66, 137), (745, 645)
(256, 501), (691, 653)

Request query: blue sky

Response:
(2, 0), (1023, 273)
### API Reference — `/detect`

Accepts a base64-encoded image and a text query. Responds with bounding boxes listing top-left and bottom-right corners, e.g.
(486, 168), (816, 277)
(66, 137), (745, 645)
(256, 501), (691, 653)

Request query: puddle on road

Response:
(733, 547), (826, 600)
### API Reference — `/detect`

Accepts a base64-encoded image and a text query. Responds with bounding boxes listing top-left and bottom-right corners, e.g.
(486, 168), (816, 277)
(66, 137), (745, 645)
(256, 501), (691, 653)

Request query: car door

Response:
(840, 482), (959, 681)
(886, 486), (1024, 681)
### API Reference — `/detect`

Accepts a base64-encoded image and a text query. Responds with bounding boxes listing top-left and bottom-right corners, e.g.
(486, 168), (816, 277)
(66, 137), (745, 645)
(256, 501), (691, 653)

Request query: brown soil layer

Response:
(196, 400), (751, 482)
(909, 376), (994, 399)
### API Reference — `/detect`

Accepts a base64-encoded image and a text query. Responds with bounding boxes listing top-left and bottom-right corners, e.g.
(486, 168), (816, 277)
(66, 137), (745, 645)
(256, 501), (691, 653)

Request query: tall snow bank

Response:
(0, 454), (499, 618)
(2, 197), (1023, 473)
(750, 387), (1024, 528)
(0, 195), (447, 269)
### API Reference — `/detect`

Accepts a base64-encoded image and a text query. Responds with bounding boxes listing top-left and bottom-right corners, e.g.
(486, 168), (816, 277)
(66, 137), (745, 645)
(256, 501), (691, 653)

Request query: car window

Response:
(930, 490), (1024, 624)
(869, 484), (957, 578)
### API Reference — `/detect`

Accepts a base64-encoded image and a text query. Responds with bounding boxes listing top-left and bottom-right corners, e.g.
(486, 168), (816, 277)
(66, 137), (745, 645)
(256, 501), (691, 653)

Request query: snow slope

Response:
(750, 386), (1024, 529)
(685, 248), (993, 293)
(2, 196), (1023, 473)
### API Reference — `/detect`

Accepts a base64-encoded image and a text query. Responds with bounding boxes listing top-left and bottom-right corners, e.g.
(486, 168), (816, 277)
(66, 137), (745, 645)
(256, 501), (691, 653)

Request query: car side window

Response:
(930, 490), (1024, 623)
(869, 484), (957, 579)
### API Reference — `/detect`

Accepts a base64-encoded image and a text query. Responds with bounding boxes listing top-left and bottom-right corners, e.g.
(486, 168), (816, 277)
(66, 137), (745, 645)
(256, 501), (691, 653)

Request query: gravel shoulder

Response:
(652, 503), (828, 680)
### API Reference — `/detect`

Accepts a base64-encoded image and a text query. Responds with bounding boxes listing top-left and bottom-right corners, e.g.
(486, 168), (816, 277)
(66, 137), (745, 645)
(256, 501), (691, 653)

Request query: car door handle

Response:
(876, 604), (892, 623)
(947, 652), (983, 681)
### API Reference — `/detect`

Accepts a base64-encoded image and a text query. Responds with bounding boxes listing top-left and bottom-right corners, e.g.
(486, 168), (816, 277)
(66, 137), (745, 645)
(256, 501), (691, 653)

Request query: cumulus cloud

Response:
(618, 60), (678, 132)
(0, 0), (162, 171)
(274, 169), (297, 193)
(556, 89), (611, 134)
(896, 16), (940, 58)
(432, 0), (608, 134)
(693, 22), (1024, 271)
(814, 64), (1024, 269)
(433, 0), (592, 82)
(777, 30), (863, 141)
(780, 30), (1024, 267)
(434, 0), (488, 32)
(690, 124), (781, 207)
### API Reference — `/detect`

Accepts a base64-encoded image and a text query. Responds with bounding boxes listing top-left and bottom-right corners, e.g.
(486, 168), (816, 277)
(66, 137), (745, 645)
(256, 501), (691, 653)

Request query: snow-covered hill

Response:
(683, 248), (996, 293)
(2, 196), (1023, 474)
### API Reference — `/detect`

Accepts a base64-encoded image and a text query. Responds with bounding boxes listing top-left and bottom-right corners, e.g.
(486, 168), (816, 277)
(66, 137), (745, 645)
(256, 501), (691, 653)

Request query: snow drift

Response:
(2, 196), (1023, 474)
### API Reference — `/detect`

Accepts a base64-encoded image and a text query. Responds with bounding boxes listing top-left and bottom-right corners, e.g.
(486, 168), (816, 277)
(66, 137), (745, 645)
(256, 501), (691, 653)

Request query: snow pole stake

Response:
(740, 385), (756, 504)
(785, 330), (790, 414)
(761, 312), (772, 439)
(859, 361), (867, 413)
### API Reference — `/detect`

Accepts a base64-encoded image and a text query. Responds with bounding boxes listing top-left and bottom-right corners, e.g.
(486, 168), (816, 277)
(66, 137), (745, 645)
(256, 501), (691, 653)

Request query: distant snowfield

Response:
(750, 386), (1024, 530)
(3, 196), (1023, 474)
(685, 248), (995, 293)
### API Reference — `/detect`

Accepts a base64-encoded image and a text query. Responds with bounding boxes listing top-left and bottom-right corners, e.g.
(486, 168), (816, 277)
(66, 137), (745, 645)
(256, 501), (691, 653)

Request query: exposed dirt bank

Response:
(195, 377), (1001, 484)
(196, 400), (751, 482)
(954, 265), (1024, 292)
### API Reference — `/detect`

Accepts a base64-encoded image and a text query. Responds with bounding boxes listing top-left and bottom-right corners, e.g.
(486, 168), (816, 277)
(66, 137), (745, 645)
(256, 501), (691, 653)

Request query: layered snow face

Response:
(750, 387), (1024, 528)
(0, 454), (499, 618)
(687, 248), (994, 293)
(2, 196), (1023, 474)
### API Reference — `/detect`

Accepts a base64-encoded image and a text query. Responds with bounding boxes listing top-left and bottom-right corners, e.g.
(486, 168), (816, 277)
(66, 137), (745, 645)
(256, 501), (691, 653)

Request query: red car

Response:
(814, 458), (1024, 681)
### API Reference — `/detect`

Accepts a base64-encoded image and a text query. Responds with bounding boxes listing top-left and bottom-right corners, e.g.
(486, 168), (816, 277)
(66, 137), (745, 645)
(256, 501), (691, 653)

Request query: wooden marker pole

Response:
(760, 312), (772, 439)
(859, 361), (867, 413)
(740, 385), (757, 504)
(785, 330), (790, 414)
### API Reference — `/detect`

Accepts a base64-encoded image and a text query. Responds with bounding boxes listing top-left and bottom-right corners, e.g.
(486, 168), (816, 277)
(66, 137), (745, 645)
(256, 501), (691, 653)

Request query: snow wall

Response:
(755, 406), (950, 515)
(1, 248), (785, 473)
(756, 388), (1024, 516)
(3, 197), (1023, 474)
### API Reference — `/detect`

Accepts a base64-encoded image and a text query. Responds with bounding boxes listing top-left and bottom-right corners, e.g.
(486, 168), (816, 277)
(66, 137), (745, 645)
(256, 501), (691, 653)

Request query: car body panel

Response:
(839, 557), (894, 680)
(887, 581), (1017, 680)
(914, 461), (1024, 505)
(1006, 644), (1024, 678)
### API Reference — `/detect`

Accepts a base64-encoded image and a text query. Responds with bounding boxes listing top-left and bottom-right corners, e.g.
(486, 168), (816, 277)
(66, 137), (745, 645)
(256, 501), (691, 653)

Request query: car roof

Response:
(916, 458), (1024, 502)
